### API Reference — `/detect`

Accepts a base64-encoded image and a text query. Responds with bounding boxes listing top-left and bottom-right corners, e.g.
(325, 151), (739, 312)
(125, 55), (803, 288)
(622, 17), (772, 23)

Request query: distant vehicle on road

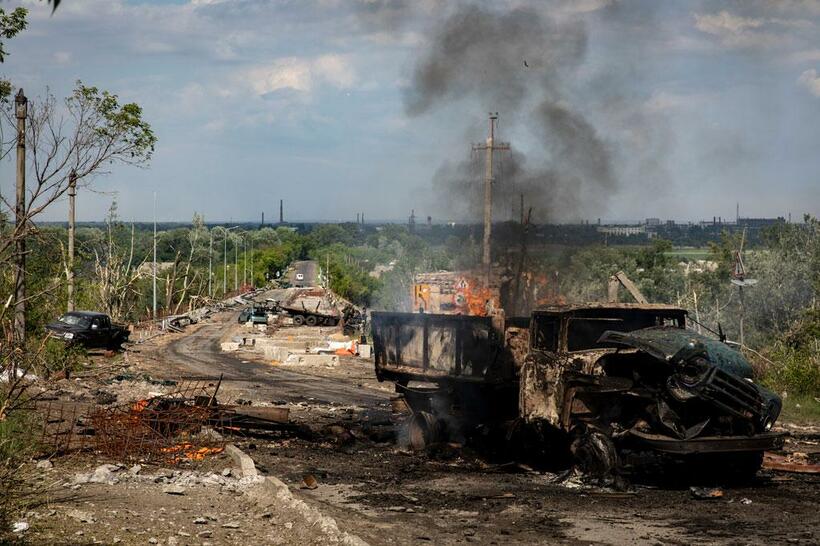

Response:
(46, 311), (129, 350)
(295, 273), (305, 281)
(238, 306), (272, 324)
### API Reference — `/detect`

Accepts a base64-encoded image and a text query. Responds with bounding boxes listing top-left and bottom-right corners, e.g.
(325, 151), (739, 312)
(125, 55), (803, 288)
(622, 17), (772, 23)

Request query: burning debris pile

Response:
(38, 376), (291, 465)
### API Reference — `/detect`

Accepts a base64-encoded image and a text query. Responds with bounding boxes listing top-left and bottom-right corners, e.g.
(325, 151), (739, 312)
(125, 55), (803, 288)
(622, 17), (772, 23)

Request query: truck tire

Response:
(408, 411), (446, 450)
(570, 426), (619, 477)
(305, 315), (318, 326)
(293, 314), (305, 326)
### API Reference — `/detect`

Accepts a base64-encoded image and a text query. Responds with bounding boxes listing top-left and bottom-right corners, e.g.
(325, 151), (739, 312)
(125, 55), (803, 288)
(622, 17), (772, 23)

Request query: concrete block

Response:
(263, 346), (291, 361)
(284, 354), (339, 367)
(221, 342), (240, 352)
(358, 344), (372, 358)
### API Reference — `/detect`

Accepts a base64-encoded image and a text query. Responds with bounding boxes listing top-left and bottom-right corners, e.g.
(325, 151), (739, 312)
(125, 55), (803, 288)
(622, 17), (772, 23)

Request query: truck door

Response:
(90, 317), (103, 347)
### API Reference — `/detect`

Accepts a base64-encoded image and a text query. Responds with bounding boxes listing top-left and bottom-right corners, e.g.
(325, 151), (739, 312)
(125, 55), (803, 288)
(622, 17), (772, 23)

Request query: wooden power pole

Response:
(67, 169), (77, 311)
(472, 113), (509, 283)
(14, 89), (27, 344)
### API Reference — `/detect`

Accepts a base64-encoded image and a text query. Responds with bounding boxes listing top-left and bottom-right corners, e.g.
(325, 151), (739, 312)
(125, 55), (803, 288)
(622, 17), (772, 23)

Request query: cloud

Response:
(644, 90), (708, 113)
(798, 68), (820, 96)
(53, 51), (71, 65)
(788, 48), (820, 63)
(692, 9), (812, 49)
(694, 11), (764, 35)
(243, 55), (356, 96)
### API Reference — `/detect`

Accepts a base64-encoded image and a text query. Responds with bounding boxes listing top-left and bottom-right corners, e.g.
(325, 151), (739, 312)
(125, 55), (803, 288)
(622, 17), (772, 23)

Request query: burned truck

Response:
(372, 303), (784, 478)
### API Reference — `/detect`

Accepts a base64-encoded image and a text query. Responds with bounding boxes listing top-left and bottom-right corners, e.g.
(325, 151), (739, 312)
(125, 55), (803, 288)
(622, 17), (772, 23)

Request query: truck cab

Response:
(521, 303), (783, 477)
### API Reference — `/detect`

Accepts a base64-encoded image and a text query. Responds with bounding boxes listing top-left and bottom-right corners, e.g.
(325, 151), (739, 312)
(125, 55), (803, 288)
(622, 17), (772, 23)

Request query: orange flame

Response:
(160, 443), (224, 463)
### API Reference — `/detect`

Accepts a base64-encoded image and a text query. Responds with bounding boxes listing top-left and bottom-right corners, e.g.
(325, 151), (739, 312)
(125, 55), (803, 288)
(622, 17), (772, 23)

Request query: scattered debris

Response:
(35, 459), (53, 470)
(301, 474), (319, 489)
(12, 522), (29, 533)
(763, 452), (820, 474)
(690, 487), (724, 500)
(163, 485), (186, 495)
(37, 374), (292, 465)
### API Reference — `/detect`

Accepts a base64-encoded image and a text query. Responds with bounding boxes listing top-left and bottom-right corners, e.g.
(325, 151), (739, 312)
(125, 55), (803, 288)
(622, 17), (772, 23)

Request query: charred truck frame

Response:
(372, 304), (784, 478)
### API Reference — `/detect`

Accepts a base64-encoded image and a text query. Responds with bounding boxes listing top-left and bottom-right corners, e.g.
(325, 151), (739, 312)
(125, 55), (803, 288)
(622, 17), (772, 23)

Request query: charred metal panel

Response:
(372, 312), (516, 383)
(519, 354), (565, 426)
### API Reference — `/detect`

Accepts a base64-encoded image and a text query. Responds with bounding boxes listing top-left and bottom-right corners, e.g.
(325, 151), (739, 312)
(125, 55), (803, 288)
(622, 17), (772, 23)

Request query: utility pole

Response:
(13, 89), (27, 344)
(67, 169), (77, 311)
(520, 193), (524, 225)
(249, 236), (254, 287)
(219, 225), (238, 295)
(152, 192), (157, 318)
(208, 230), (213, 297)
(243, 235), (247, 287)
(472, 113), (509, 283)
(234, 235), (238, 291)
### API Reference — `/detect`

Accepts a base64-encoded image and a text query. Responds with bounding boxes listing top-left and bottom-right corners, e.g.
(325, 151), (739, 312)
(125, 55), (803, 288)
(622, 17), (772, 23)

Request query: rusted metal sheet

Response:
(519, 356), (563, 426)
(763, 452), (820, 474)
(413, 271), (501, 316)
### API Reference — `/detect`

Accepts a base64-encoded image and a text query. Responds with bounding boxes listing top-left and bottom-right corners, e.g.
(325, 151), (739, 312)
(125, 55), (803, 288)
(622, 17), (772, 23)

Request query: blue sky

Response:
(2, 0), (820, 224)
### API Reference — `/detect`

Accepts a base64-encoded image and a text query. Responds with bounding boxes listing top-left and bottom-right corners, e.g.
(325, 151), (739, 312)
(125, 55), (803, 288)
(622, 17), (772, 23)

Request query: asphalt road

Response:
(161, 319), (386, 409)
(147, 307), (820, 546)
(288, 260), (318, 287)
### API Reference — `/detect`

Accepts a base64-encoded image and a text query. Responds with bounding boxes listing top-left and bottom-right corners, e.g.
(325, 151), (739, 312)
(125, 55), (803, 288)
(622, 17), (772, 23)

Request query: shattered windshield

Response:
(59, 314), (90, 328)
(567, 311), (682, 352)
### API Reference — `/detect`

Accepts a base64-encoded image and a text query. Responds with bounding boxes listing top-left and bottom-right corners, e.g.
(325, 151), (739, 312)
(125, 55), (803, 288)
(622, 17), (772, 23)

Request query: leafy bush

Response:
(761, 342), (820, 397)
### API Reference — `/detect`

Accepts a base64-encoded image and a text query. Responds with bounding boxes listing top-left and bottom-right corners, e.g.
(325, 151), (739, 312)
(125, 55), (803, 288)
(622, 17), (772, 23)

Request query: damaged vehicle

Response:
(46, 311), (130, 350)
(522, 304), (783, 479)
(372, 303), (784, 479)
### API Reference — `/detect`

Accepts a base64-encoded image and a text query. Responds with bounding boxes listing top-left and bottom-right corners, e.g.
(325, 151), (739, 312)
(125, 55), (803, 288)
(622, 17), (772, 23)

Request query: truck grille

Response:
(700, 367), (764, 421)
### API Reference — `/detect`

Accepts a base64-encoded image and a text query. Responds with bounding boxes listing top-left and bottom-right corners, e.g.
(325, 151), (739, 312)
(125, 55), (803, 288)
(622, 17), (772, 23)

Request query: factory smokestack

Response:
(279, 200), (283, 224)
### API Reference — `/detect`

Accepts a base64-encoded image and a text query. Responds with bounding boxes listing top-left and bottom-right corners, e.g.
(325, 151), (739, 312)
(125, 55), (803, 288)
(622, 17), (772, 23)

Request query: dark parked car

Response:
(46, 311), (130, 350)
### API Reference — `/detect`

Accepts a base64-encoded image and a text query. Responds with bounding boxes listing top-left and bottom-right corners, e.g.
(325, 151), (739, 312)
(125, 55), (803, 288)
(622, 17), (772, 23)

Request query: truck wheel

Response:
(305, 315), (318, 326)
(408, 411), (446, 450)
(293, 315), (305, 326)
(570, 426), (619, 477)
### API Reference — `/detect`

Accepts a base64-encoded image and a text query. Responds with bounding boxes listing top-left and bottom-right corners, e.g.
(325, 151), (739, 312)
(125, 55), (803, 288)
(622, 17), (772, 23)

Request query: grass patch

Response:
(778, 394), (820, 425)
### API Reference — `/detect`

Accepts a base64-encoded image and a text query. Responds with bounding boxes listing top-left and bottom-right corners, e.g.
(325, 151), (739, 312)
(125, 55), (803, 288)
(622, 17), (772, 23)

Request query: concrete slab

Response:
(284, 354), (339, 367)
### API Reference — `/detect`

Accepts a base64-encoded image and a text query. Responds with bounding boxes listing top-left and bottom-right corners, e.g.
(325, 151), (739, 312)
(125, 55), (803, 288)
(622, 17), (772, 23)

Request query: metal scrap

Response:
(38, 373), (292, 464)
(763, 452), (820, 474)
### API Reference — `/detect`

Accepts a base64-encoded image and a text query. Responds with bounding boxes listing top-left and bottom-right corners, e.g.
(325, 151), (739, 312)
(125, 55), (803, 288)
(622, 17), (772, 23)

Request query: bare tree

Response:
(93, 202), (146, 321)
(0, 82), (155, 336)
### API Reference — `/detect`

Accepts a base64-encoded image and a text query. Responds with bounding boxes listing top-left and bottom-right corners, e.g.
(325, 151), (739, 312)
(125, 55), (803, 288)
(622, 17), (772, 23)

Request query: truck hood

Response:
(598, 326), (753, 379)
(599, 326), (782, 431)
(45, 321), (82, 334)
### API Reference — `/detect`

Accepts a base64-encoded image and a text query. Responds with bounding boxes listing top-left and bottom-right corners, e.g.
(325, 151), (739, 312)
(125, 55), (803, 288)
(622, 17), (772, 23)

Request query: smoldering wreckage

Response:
(32, 269), (793, 481)
(13, 248), (820, 545)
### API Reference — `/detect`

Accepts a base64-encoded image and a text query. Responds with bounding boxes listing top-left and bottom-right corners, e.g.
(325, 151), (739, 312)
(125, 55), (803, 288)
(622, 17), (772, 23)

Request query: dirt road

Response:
(143, 307), (820, 546)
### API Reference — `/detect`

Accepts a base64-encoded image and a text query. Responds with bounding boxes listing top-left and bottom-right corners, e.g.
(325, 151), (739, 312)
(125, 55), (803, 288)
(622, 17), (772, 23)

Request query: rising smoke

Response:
(404, 3), (617, 223)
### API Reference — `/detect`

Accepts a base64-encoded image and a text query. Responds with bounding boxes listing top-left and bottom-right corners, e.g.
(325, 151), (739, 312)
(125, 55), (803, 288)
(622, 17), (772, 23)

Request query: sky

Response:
(2, 0), (820, 224)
